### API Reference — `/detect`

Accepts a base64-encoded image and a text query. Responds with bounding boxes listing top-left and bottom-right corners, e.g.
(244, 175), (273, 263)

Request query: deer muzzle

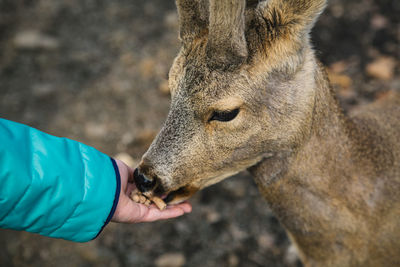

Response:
(133, 165), (198, 204)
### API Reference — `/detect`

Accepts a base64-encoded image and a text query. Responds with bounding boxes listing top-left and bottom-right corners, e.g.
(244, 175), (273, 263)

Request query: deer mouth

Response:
(161, 186), (198, 205)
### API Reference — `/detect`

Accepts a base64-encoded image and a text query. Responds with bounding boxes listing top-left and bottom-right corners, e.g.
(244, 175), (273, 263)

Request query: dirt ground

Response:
(0, 0), (399, 266)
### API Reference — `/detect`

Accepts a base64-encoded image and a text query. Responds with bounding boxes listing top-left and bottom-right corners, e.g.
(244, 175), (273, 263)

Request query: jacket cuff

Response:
(93, 158), (121, 240)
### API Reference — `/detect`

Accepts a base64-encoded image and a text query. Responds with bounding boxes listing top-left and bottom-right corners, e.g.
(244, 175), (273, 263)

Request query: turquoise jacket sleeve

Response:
(0, 118), (120, 242)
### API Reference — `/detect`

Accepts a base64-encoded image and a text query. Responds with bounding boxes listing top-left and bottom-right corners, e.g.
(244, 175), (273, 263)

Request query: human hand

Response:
(111, 159), (192, 223)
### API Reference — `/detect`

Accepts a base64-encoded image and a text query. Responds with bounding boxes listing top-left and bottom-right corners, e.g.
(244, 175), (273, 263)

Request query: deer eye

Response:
(209, 108), (240, 122)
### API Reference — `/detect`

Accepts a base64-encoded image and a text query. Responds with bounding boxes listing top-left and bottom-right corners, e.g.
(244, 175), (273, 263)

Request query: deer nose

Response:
(133, 168), (157, 192)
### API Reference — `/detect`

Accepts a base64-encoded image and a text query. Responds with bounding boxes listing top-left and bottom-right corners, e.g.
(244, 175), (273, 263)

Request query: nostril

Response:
(133, 168), (157, 192)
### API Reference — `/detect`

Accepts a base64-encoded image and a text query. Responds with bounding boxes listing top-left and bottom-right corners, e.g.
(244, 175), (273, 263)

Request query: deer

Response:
(132, 0), (400, 266)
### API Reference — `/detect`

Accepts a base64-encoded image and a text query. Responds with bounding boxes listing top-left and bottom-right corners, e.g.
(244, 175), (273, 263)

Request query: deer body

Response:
(133, 1), (400, 266)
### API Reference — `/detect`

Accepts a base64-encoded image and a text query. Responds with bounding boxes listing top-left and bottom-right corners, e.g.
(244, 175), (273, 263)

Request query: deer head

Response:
(134, 0), (327, 204)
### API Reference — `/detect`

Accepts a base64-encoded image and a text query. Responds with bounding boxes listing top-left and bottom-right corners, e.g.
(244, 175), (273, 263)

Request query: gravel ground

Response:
(0, 0), (399, 266)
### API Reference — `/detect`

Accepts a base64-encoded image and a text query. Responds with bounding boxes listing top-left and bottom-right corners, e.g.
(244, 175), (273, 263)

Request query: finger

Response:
(127, 165), (134, 183)
(170, 202), (192, 213)
(114, 197), (191, 223)
(126, 183), (136, 195)
(140, 206), (186, 222)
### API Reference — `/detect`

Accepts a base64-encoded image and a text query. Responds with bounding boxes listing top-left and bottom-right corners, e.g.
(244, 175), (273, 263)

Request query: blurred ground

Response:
(0, 0), (399, 266)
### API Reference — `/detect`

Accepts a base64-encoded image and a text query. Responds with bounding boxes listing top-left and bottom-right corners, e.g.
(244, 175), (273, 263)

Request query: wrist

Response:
(92, 158), (121, 239)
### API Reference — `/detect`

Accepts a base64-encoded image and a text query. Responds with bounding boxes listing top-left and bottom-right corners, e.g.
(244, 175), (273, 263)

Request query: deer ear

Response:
(206, 0), (248, 70)
(258, 0), (327, 40)
(176, 0), (208, 43)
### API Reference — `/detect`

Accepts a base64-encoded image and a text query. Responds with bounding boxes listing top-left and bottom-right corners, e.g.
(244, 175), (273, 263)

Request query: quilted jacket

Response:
(0, 118), (120, 242)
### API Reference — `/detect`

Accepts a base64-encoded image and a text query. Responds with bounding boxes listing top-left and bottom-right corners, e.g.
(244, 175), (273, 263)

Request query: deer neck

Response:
(249, 62), (375, 258)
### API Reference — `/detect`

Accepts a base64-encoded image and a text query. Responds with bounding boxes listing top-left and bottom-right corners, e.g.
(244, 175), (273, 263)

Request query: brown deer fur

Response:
(138, 0), (400, 266)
